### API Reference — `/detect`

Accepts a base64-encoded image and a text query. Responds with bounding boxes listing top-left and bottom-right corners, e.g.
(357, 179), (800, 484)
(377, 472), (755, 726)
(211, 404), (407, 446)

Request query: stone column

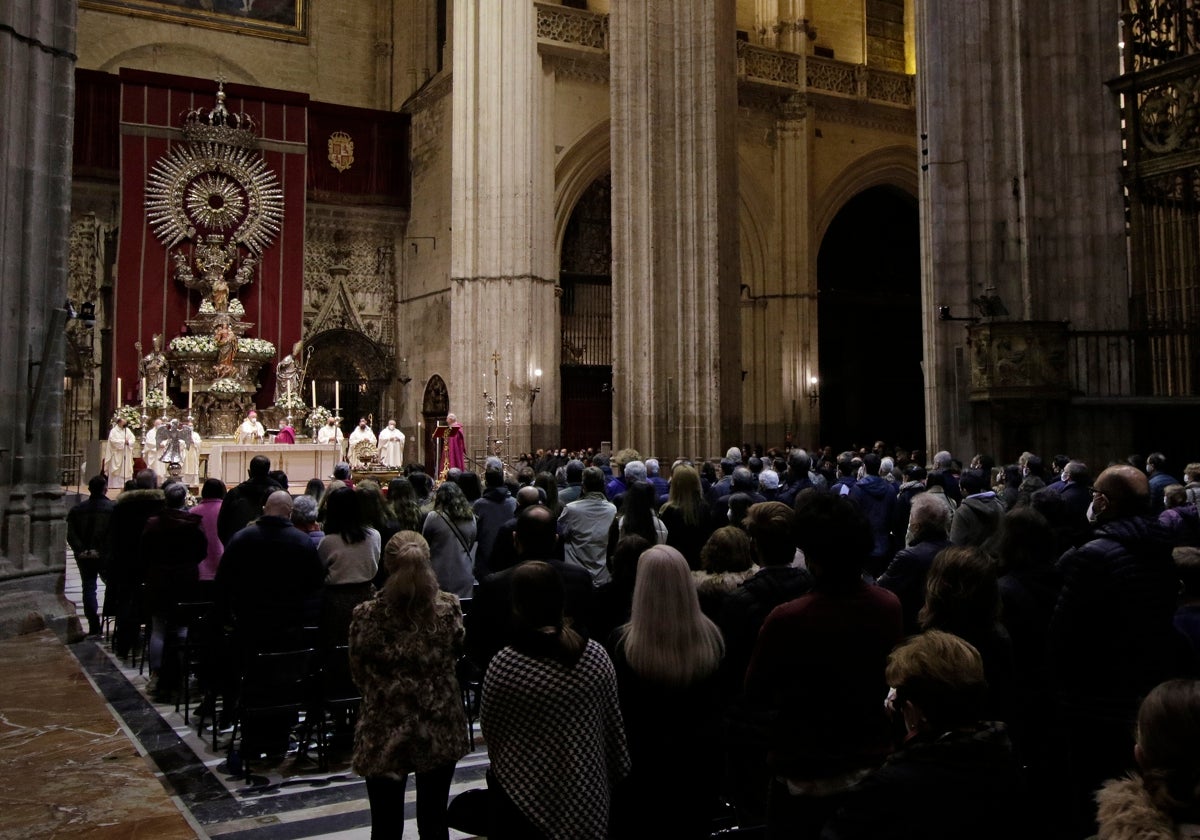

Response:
(916, 0), (1126, 458)
(775, 94), (817, 447)
(610, 0), (741, 460)
(0, 0), (76, 626)
(450, 0), (557, 462)
(755, 0), (807, 51)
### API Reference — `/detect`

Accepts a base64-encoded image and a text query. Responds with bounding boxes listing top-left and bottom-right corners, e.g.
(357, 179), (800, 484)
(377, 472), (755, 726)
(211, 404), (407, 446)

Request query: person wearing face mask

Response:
(1049, 464), (1186, 838)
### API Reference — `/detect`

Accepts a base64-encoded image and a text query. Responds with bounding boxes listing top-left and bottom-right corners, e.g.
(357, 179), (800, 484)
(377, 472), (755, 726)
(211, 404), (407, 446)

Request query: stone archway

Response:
(559, 174), (613, 450)
(421, 375), (449, 475)
(305, 328), (392, 439)
(816, 185), (924, 452)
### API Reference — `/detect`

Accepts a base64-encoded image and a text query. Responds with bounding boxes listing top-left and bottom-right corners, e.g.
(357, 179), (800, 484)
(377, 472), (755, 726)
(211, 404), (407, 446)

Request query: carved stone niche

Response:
(967, 321), (1069, 402)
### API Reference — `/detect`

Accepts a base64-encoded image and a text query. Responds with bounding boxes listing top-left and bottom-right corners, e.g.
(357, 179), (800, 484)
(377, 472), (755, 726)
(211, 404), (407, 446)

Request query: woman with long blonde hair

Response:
(659, 464), (714, 569)
(609, 544), (725, 837)
(349, 531), (470, 839)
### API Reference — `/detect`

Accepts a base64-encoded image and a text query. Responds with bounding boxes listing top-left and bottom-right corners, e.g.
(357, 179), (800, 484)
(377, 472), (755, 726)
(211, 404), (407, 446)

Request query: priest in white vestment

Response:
(234, 410), (265, 444)
(183, 426), (202, 483)
(105, 419), (136, 488)
(377, 420), (405, 468)
(145, 419), (167, 481)
(347, 418), (377, 468)
(317, 417), (345, 456)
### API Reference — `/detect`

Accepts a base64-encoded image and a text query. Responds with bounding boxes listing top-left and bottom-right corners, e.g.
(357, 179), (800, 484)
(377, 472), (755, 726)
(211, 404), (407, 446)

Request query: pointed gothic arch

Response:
(305, 328), (392, 437)
(420, 375), (449, 474)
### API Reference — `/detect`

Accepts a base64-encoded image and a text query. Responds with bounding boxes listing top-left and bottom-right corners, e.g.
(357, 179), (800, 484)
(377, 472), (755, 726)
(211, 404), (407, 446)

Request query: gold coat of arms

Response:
(328, 131), (354, 172)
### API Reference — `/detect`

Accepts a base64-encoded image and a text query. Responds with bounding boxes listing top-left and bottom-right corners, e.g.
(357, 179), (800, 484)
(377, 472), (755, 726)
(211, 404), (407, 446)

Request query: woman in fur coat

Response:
(349, 531), (469, 839)
(1095, 679), (1200, 840)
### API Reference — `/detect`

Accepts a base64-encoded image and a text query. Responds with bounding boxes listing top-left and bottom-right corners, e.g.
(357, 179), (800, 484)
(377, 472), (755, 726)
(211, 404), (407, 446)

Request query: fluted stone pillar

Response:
(916, 0), (1126, 458)
(775, 94), (817, 446)
(0, 0), (76, 628)
(610, 0), (741, 460)
(450, 0), (557, 461)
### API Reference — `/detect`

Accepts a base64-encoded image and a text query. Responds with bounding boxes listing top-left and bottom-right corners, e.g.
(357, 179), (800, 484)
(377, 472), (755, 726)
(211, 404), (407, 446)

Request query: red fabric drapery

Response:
(112, 69), (308, 409)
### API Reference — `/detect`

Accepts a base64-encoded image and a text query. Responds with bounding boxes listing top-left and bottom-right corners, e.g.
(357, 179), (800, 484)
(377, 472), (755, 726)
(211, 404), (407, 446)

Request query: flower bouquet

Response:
(210, 377), (243, 395)
(238, 338), (276, 359)
(307, 405), (332, 431)
(277, 392), (307, 410)
(144, 389), (172, 410)
(110, 405), (143, 432)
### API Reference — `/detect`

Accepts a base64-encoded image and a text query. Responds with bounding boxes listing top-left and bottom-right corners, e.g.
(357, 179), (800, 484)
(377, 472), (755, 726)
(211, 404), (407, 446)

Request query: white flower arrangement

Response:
(111, 405), (143, 432)
(198, 298), (245, 317)
(210, 378), (242, 395)
(307, 405), (332, 430)
(170, 335), (215, 354)
(169, 335), (276, 358)
(144, 389), (172, 410)
(277, 392), (307, 410)
(238, 338), (276, 358)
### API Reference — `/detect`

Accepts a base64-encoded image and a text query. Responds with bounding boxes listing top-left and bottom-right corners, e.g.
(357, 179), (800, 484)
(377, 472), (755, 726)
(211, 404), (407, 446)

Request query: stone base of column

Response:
(0, 572), (81, 642)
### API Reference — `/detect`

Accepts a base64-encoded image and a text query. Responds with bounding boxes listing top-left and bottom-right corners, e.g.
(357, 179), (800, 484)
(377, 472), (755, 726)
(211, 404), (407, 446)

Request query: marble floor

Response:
(56, 559), (489, 839)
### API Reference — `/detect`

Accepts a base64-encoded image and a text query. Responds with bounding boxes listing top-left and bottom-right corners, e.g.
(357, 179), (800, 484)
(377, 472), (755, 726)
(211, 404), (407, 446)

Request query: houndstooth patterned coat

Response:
(481, 638), (631, 840)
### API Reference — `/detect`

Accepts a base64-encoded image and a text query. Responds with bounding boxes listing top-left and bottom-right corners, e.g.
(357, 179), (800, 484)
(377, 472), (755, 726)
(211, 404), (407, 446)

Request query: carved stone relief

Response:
(968, 321), (1069, 400)
(303, 208), (402, 355)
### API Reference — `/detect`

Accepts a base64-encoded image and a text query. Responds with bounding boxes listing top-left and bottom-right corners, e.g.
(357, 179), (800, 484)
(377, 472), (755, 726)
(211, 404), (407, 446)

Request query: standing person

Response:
(348, 418), (378, 468)
(559, 466), (618, 586)
(609, 545), (725, 839)
(471, 460), (516, 578)
(216, 491), (324, 651)
(349, 533), (470, 840)
(1050, 463), (1185, 836)
(387, 477), (423, 534)
(377, 420), (406, 468)
(235, 409), (265, 444)
(421, 481), (477, 598)
(105, 418), (136, 489)
(1094, 679), (1200, 840)
(108, 469), (165, 658)
(190, 478), (226, 598)
(658, 463), (714, 570)
(145, 418), (167, 483)
(66, 475), (114, 637)
(1146, 452), (1180, 513)
(877, 493), (952, 634)
(217, 455), (284, 546)
(481, 561), (631, 839)
(274, 422), (296, 444)
(439, 412), (466, 474)
(142, 481), (207, 700)
(745, 492), (903, 839)
(610, 480), (668, 549)
(318, 486), (381, 646)
(318, 416), (345, 454)
(822, 632), (1027, 839)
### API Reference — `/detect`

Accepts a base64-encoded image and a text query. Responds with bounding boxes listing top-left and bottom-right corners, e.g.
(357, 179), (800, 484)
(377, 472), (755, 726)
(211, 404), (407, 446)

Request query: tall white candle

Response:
(141, 377), (147, 406)
(188, 377), (193, 412)
(335, 380), (340, 412)
(312, 380), (317, 409)
(117, 377), (122, 404)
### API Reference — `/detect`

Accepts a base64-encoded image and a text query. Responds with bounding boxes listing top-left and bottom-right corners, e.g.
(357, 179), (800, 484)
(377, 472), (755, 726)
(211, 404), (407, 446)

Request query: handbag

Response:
(446, 787), (490, 835)
(439, 511), (477, 562)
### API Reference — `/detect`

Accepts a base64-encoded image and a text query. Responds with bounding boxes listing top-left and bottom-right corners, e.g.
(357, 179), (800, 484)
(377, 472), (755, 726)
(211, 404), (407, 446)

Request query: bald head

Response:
(1093, 464), (1150, 519)
(515, 485), (542, 509)
(264, 490), (294, 518)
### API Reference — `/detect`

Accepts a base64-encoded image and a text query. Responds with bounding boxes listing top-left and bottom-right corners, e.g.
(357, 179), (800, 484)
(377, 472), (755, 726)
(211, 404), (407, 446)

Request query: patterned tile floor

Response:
(63, 555), (488, 839)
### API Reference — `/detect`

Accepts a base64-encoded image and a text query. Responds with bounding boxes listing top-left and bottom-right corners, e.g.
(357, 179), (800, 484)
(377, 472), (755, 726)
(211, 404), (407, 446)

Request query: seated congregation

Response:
(65, 443), (1200, 839)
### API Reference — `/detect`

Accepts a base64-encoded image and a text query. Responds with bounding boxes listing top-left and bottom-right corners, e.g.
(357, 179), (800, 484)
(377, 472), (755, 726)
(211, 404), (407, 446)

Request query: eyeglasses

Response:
(1087, 486), (1108, 501)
